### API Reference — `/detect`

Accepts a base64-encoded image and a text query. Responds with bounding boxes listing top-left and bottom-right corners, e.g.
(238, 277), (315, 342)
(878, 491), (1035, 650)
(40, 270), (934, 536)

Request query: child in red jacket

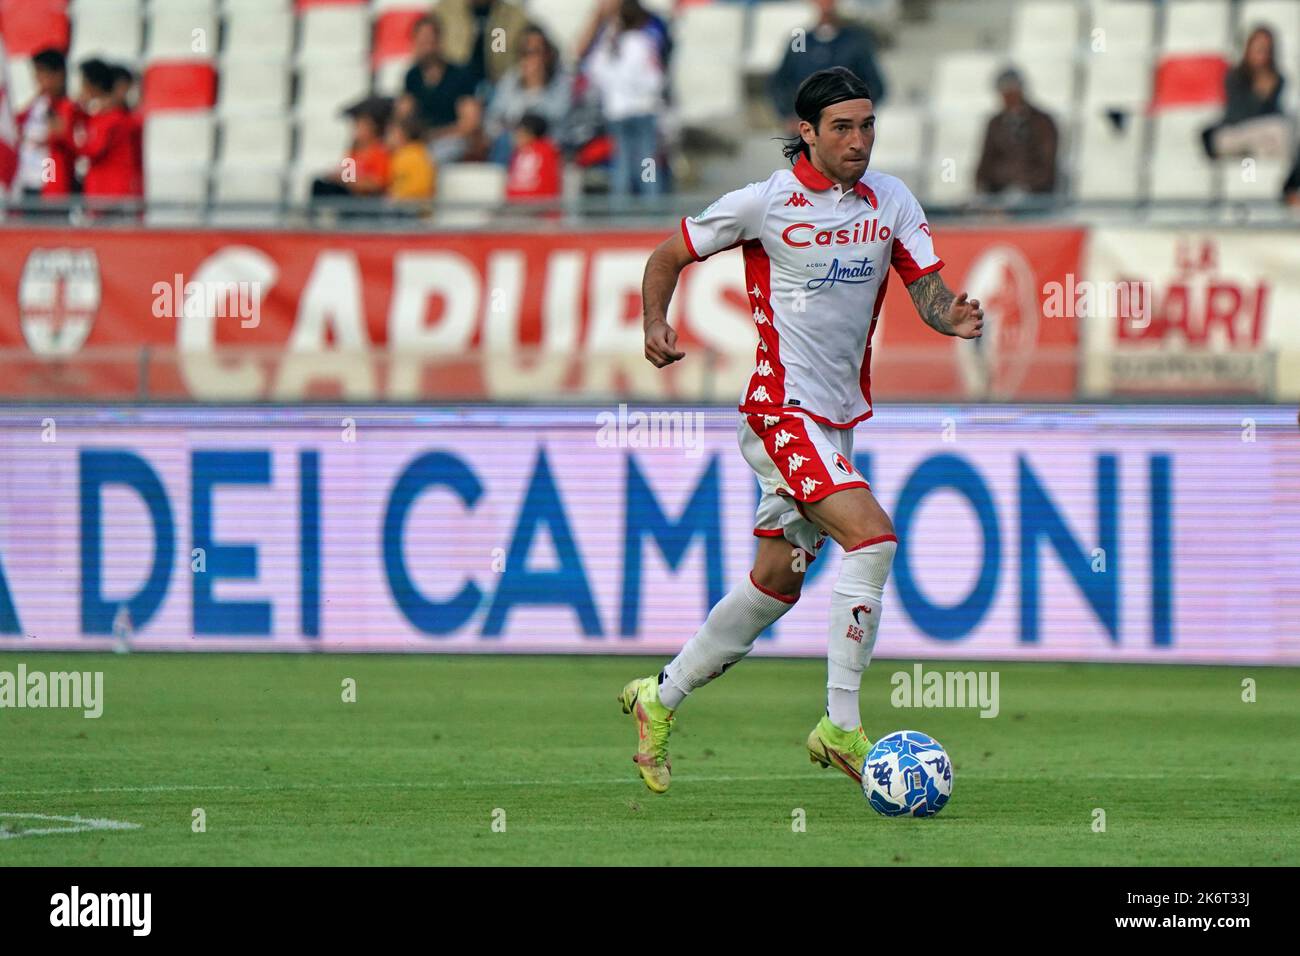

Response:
(76, 59), (137, 205)
(505, 113), (563, 206)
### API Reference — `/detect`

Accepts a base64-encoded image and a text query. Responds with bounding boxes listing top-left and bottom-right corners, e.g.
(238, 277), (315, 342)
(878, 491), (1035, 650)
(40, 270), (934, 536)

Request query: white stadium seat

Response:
(436, 162), (507, 227)
(212, 164), (285, 207)
(69, 8), (143, 67)
(671, 5), (747, 127)
(146, 9), (219, 61)
(296, 60), (370, 117)
(223, 6), (294, 62)
(924, 109), (992, 206)
(1075, 114), (1145, 201)
(932, 51), (1005, 115)
(297, 5), (370, 65)
(746, 2), (816, 75)
(671, 60), (743, 128)
(1011, 1), (1082, 58)
(290, 113), (352, 199)
(1163, 0), (1232, 55)
(674, 5), (746, 67)
(1082, 53), (1152, 112)
(868, 105), (927, 182)
(1088, 0), (1157, 56)
(374, 61), (410, 98)
(146, 113), (216, 168)
(221, 116), (292, 168)
(1018, 55), (1078, 119)
(6, 57), (36, 113)
(1148, 108), (1221, 200)
(1220, 156), (1290, 200)
(218, 58), (292, 117)
(224, 0), (291, 9)
(69, 0), (142, 10)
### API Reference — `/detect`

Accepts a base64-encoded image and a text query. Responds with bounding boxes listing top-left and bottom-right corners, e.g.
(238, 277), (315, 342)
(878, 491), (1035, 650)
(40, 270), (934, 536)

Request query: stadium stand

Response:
(1, 0), (1299, 221)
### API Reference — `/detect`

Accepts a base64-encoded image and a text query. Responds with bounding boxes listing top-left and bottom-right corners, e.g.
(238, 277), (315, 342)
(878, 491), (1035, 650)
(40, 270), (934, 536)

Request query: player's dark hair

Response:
(780, 66), (874, 163)
(32, 48), (66, 74)
(79, 58), (115, 95)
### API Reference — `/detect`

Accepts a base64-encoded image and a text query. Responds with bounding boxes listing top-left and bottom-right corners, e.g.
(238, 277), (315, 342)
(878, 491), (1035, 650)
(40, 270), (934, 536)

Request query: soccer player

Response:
(621, 67), (984, 793)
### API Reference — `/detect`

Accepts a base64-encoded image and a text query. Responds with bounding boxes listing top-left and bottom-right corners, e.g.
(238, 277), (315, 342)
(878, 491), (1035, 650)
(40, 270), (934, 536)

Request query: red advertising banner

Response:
(0, 225), (1083, 401)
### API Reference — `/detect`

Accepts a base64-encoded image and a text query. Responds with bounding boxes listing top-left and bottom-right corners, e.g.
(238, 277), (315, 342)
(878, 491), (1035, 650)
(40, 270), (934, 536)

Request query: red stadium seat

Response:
(0, 0), (69, 56)
(372, 9), (424, 68)
(140, 62), (218, 114)
(1149, 55), (1230, 112)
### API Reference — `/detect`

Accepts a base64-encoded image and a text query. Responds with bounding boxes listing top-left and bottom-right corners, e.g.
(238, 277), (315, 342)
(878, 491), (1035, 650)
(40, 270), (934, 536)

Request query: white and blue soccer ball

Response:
(861, 730), (953, 817)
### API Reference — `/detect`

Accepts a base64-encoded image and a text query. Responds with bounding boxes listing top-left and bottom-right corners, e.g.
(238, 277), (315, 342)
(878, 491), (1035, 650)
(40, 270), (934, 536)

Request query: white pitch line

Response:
(0, 770), (1293, 800)
(0, 813), (142, 840)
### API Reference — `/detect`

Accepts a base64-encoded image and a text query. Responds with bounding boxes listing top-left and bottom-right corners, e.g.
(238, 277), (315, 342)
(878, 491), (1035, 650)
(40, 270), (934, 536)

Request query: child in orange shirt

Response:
(386, 116), (437, 203)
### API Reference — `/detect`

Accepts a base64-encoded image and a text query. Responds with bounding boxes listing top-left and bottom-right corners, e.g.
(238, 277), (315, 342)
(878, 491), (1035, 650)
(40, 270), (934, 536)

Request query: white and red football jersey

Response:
(680, 153), (943, 428)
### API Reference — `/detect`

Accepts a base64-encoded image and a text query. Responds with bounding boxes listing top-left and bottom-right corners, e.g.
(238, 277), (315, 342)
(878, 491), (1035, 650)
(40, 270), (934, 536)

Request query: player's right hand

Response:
(644, 319), (685, 367)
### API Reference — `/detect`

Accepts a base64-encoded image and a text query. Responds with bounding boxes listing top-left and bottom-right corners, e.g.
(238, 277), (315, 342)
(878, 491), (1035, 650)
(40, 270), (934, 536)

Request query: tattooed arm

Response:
(906, 271), (985, 339)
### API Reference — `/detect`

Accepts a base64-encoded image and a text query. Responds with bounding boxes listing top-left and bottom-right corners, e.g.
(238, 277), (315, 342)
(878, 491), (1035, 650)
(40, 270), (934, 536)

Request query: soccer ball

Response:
(861, 730), (953, 817)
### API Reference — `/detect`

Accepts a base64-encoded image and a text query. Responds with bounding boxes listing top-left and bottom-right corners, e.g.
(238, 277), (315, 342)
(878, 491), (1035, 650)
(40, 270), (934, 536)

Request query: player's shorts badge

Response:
(833, 453), (854, 476)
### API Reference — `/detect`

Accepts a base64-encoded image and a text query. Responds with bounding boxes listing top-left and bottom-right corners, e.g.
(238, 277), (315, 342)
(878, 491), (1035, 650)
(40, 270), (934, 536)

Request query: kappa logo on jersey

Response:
(750, 385), (772, 403)
(833, 453), (854, 476)
(799, 477), (822, 497)
(786, 452), (809, 475)
(752, 306), (769, 325)
(772, 429), (797, 450)
(784, 192), (814, 207)
(755, 360), (773, 376)
(762, 415), (781, 427)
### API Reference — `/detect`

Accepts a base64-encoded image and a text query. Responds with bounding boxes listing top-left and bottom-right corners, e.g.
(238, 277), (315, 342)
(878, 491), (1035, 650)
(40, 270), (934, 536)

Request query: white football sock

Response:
(660, 572), (798, 709)
(826, 535), (896, 731)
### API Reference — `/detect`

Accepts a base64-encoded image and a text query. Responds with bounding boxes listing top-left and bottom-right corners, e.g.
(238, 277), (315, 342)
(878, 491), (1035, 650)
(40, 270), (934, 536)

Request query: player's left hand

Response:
(947, 292), (984, 339)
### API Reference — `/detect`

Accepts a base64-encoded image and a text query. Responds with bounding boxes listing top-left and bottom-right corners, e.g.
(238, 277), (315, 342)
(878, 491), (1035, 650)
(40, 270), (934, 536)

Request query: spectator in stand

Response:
(75, 58), (137, 208)
(769, 0), (886, 133)
(1202, 26), (1291, 160)
(485, 25), (572, 165)
(387, 116), (437, 206)
(585, 0), (666, 201)
(504, 112), (562, 206)
(974, 67), (1058, 199)
(396, 13), (484, 164)
(435, 0), (528, 91)
(312, 97), (392, 212)
(108, 64), (144, 199)
(436, 0), (527, 92)
(15, 49), (80, 207)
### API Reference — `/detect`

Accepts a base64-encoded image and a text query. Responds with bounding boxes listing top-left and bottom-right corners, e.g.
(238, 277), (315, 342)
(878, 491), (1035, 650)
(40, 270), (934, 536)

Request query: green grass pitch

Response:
(1, 653), (1297, 866)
